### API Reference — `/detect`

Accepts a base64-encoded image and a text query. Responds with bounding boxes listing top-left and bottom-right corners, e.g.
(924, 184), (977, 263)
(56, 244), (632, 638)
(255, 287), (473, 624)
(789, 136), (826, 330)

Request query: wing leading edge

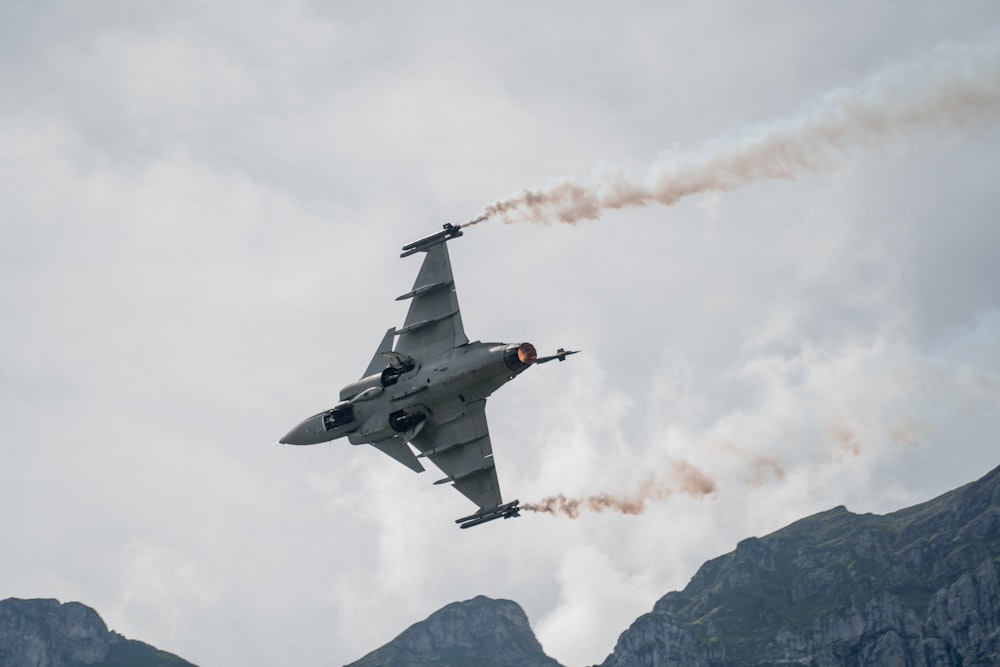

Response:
(394, 243), (468, 361)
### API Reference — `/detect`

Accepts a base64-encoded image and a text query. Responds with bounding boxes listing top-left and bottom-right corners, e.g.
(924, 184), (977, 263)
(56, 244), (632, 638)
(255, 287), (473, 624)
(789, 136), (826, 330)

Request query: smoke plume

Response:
(466, 37), (1000, 226)
(523, 461), (717, 518)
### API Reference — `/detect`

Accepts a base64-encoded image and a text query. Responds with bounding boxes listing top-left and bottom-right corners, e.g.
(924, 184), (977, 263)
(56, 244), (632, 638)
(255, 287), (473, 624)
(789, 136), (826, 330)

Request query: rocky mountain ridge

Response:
(0, 597), (196, 667)
(597, 464), (1000, 666)
(351, 464), (1000, 666)
(5, 465), (998, 666)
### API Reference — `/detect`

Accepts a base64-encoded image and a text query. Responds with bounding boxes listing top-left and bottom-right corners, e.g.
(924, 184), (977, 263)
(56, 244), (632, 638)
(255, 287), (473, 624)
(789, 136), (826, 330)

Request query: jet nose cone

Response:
(279, 416), (321, 445)
(280, 411), (350, 446)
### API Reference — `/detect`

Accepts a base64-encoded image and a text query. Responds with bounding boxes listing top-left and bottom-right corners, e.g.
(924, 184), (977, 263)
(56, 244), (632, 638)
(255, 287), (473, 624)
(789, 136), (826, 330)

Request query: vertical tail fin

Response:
(362, 327), (396, 377)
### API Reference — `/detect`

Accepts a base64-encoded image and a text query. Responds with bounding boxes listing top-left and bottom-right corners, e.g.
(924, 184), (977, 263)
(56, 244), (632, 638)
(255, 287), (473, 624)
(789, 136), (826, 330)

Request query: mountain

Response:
(7, 466), (998, 666)
(346, 595), (564, 667)
(599, 464), (1000, 666)
(347, 464), (999, 667)
(0, 598), (197, 667)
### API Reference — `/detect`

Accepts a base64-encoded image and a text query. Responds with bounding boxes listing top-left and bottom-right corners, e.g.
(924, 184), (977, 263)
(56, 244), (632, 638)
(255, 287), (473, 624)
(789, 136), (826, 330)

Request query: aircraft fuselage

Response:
(280, 341), (537, 447)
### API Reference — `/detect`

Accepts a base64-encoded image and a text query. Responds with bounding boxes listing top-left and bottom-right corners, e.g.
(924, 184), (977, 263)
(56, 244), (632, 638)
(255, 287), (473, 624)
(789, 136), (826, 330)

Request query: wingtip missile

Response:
(400, 223), (464, 258)
(536, 348), (581, 364)
(456, 499), (521, 529)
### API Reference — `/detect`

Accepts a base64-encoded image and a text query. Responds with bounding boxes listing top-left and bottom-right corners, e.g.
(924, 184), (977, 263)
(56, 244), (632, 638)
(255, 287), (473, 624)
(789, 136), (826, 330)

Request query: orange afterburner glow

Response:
(517, 343), (537, 365)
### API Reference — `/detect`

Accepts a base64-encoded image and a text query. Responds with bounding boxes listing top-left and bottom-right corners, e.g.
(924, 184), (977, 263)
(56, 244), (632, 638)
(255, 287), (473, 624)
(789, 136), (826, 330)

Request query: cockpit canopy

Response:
(322, 404), (355, 431)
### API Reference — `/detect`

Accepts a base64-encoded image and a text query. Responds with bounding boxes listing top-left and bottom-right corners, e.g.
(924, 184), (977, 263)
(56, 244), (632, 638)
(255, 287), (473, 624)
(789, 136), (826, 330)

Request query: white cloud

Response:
(537, 547), (652, 666)
(2, 4), (1000, 667)
(110, 541), (219, 646)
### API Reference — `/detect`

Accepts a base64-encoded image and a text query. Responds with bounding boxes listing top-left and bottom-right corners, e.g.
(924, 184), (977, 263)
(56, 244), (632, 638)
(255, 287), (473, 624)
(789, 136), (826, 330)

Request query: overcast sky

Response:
(2, 3), (999, 666)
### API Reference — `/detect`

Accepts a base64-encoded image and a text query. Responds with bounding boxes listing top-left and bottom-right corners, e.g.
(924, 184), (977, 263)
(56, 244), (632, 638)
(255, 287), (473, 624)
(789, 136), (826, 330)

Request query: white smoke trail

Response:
(467, 36), (1000, 226)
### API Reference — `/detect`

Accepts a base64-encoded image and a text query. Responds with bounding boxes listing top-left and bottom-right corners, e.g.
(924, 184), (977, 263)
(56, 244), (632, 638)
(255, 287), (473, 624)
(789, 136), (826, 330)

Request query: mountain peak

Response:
(347, 595), (563, 667)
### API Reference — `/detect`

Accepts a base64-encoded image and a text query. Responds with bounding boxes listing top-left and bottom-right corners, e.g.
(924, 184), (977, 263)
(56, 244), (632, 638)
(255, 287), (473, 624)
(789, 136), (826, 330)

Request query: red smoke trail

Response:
(523, 461), (718, 518)
(465, 37), (1000, 227)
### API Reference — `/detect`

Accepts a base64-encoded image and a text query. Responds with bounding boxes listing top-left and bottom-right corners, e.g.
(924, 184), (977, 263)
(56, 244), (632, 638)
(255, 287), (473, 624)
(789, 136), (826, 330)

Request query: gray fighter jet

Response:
(280, 224), (578, 529)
